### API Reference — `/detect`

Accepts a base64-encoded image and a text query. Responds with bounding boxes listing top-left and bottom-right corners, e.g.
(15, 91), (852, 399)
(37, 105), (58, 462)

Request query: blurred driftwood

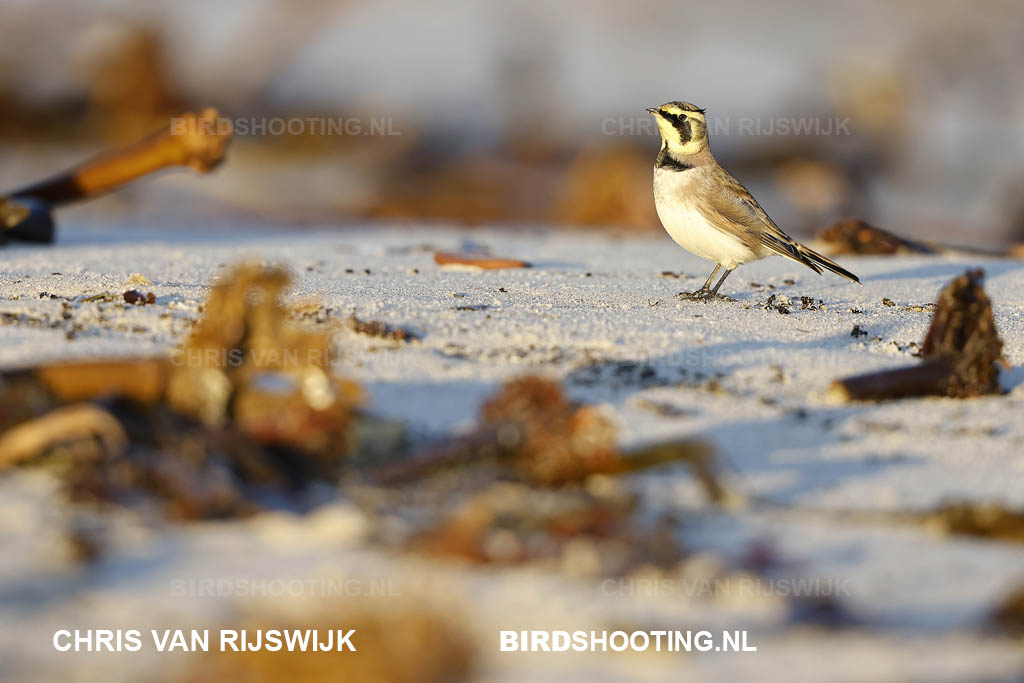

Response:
(2, 108), (231, 244)
(11, 108), (230, 206)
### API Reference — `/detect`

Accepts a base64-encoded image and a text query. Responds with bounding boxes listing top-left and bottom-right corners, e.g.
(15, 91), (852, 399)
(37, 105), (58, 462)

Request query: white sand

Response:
(1, 224), (1023, 681)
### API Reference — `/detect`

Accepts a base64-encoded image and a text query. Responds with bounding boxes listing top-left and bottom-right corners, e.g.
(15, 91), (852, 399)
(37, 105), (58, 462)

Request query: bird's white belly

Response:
(655, 201), (756, 269)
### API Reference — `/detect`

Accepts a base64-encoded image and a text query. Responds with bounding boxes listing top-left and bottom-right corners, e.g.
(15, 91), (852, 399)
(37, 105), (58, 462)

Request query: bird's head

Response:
(647, 102), (709, 157)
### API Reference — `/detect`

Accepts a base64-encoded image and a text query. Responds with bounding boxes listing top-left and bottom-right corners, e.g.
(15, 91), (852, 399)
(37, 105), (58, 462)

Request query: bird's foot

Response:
(677, 289), (736, 303)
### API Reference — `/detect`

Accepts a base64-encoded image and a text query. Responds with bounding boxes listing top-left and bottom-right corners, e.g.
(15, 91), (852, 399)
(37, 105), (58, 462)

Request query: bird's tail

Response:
(795, 244), (860, 283)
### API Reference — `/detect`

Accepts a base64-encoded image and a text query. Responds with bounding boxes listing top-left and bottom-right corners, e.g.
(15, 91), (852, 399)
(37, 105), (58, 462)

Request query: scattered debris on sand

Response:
(829, 269), (1006, 401)
(122, 289), (156, 305)
(349, 314), (420, 342)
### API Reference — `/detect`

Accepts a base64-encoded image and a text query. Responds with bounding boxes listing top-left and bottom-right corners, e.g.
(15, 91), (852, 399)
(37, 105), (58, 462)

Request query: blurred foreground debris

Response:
(0, 263), (362, 519)
(188, 602), (474, 683)
(0, 267), (720, 523)
(829, 269), (1005, 401)
(1, 108), (231, 244)
(991, 584), (1024, 634)
(373, 375), (719, 498)
(166, 263), (362, 453)
(923, 501), (1024, 544)
(416, 481), (684, 573)
(0, 198), (30, 230)
(813, 219), (938, 256)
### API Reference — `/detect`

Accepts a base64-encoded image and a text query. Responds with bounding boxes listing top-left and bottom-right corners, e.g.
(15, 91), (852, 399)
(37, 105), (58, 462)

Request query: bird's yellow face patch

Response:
(649, 102), (708, 156)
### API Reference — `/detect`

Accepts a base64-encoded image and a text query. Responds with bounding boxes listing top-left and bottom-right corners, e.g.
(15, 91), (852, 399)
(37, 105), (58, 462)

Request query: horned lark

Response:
(648, 101), (859, 300)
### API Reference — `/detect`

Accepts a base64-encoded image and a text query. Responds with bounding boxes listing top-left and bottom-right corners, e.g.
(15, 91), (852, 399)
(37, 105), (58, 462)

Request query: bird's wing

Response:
(695, 170), (822, 273)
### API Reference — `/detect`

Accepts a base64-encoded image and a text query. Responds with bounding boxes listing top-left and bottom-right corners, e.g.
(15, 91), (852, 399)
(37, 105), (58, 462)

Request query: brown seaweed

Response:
(373, 376), (718, 498)
(0, 263), (364, 519)
(922, 501), (1024, 544)
(415, 481), (685, 574)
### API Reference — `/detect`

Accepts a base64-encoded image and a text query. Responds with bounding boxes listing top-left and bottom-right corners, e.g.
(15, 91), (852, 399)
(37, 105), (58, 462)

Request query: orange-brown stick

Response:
(434, 252), (531, 269)
(12, 108), (232, 206)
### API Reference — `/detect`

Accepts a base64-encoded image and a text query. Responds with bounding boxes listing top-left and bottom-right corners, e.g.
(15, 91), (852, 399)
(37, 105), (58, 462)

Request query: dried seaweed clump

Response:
(814, 219), (936, 256)
(187, 604), (474, 683)
(167, 263), (362, 457)
(373, 375), (718, 500)
(830, 269), (1005, 401)
(922, 502), (1024, 544)
(417, 481), (683, 574)
(480, 376), (619, 485)
(0, 263), (367, 519)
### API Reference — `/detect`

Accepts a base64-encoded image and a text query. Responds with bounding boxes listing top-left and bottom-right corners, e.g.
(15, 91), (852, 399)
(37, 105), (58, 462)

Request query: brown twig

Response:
(368, 428), (506, 485)
(10, 108), (231, 206)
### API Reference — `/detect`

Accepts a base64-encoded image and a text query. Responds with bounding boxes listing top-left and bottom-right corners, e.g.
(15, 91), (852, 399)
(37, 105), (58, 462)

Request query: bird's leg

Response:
(678, 265), (737, 302)
(678, 264), (722, 301)
(709, 268), (734, 296)
(699, 264), (721, 292)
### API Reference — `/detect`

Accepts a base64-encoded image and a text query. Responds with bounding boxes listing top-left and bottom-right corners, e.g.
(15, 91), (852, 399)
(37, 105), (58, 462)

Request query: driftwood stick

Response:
(10, 108), (231, 206)
(828, 359), (956, 402)
(829, 269), (1005, 401)
(369, 428), (506, 485)
(610, 441), (723, 503)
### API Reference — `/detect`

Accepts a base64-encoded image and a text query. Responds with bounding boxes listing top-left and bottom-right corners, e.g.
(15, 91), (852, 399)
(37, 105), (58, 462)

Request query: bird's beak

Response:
(646, 107), (658, 115)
